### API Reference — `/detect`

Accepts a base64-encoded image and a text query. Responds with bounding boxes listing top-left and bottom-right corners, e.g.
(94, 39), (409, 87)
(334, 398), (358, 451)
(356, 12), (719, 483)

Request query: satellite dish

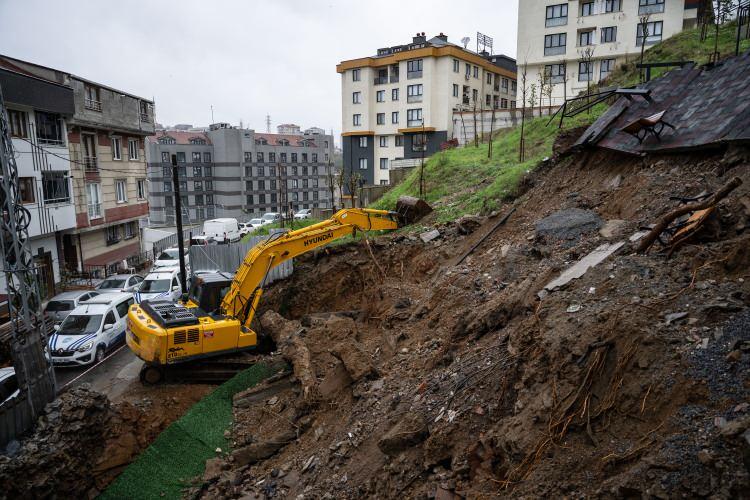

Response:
(461, 37), (470, 49)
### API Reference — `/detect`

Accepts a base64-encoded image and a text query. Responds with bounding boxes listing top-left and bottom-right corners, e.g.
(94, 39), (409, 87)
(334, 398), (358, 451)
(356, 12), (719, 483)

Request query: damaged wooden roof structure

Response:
(573, 50), (750, 155)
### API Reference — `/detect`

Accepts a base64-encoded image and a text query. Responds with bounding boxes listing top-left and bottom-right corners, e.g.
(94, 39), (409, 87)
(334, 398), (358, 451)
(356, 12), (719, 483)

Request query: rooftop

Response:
(148, 130), (212, 145)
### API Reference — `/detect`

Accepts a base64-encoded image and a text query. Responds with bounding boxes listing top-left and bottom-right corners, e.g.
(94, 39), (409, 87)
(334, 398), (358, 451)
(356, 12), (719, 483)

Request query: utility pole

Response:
(0, 84), (56, 445)
(171, 154), (187, 294)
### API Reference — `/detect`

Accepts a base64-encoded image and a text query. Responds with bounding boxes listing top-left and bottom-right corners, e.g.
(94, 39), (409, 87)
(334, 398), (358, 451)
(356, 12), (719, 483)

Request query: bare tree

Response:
(326, 160), (337, 212)
(472, 95), (479, 147)
(638, 14), (651, 82)
(336, 167), (346, 208)
(519, 60), (529, 162)
(346, 171), (362, 208)
(528, 83), (538, 117)
(578, 46), (595, 111)
(488, 103), (496, 159)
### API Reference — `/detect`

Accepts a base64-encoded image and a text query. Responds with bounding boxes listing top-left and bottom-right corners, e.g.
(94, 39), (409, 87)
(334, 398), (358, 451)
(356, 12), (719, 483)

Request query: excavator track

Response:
(140, 351), (268, 385)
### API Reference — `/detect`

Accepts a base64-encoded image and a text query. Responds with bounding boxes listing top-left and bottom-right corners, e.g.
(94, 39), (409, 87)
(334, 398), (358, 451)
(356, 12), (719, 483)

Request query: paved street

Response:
(54, 345), (143, 400)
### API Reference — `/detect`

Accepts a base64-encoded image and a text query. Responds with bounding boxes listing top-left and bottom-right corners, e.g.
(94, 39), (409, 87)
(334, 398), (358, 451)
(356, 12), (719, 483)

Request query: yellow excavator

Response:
(126, 208), (401, 384)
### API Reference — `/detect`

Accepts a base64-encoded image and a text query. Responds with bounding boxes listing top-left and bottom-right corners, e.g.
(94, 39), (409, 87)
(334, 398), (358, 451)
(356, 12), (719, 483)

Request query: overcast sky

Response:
(0, 0), (518, 139)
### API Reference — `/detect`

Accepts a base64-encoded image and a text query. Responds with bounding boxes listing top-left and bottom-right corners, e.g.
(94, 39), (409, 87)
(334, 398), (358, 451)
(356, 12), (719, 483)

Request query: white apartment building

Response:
(517, 0), (705, 104)
(338, 33), (517, 186)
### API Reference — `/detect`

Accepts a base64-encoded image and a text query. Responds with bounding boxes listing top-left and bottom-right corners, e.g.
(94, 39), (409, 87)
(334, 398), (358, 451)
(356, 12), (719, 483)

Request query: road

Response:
(54, 345), (143, 400)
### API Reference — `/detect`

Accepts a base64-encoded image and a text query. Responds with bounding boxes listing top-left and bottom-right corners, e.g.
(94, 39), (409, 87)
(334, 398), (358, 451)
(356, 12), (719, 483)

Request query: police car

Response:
(48, 293), (134, 366)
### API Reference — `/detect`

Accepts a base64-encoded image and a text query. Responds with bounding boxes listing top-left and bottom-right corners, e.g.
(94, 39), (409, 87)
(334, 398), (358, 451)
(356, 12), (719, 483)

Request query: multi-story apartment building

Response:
(517, 0), (706, 105)
(146, 124), (334, 225)
(0, 55), (155, 277)
(0, 62), (76, 299)
(338, 33), (517, 185)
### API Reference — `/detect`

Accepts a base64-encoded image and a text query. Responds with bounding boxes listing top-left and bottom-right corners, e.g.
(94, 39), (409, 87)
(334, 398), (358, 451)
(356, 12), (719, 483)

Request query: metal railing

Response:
(84, 98), (102, 111)
(189, 235), (293, 284)
(737, 0), (750, 56)
(544, 46), (566, 56)
(638, 3), (664, 15)
(374, 76), (388, 85)
(545, 16), (567, 27)
(83, 156), (98, 172)
(87, 202), (102, 219)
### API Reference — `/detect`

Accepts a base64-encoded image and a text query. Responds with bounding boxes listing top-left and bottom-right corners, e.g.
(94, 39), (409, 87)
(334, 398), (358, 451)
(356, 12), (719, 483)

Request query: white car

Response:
(49, 293), (135, 366)
(202, 218), (241, 244)
(294, 209), (312, 220)
(136, 267), (187, 303)
(95, 274), (144, 293)
(261, 212), (281, 225)
(0, 367), (19, 405)
(249, 218), (265, 229)
(238, 222), (252, 237)
(153, 247), (190, 271)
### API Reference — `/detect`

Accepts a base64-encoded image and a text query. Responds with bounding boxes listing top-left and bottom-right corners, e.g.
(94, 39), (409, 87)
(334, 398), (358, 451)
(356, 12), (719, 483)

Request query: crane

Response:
(126, 208), (401, 384)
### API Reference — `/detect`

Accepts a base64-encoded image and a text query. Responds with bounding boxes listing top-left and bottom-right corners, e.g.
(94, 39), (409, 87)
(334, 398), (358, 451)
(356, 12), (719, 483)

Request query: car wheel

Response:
(95, 345), (106, 363)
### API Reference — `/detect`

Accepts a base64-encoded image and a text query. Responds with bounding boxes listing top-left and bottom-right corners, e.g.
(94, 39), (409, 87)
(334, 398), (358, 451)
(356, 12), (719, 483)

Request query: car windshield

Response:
(45, 300), (74, 312)
(262, 213), (277, 220)
(157, 250), (179, 260)
(98, 278), (126, 289)
(59, 314), (103, 335)
(140, 279), (172, 293)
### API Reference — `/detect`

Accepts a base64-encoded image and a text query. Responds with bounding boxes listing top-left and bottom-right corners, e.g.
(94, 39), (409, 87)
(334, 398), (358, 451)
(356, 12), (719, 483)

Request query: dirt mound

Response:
(191, 144), (750, 499)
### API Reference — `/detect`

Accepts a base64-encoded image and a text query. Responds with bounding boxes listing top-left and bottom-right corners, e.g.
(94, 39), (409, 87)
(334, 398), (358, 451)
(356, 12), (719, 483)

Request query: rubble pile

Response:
(195, 143), (750, 499)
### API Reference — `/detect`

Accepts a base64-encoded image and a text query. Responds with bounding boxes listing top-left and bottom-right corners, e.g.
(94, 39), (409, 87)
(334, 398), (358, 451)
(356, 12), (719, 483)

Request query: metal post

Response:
(171, 154), (188, 294)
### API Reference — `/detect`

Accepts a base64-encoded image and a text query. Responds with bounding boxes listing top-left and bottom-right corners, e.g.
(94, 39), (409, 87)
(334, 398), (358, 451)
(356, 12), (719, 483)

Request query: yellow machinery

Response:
(127, 208), (400, 383)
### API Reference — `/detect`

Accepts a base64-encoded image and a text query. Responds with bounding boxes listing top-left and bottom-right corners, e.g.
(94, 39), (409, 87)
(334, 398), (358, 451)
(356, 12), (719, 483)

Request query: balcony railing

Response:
(544, 46), (566, 56)
(407, 95), (423, 103)
(88, 203), (102, 219)
(407, 119), (423, 127)
(83, 156), (98, 172)
(639, 3), (664, 15)
(374, 76), (388, 85)
(407, 70), (422, 79)
(390, 75), (399, 83)
(636, 35), (662, 46)
(545, 16), (567, 27)
(84, 99), (102, 112)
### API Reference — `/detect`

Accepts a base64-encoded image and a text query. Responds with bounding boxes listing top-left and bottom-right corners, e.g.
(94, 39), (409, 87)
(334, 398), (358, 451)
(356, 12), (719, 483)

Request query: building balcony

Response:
(83, 156), (98, 172)
(545, 16), (567, 28)
(390, 75), (399, 83)
(407, 95), (423, 103)
(637, 35), (663, 46)
(462, 96), (470, 105)
(639, 4), (664, 15)
(374, 76), (388, 85)
(88, 203), (102, 219)
(84, 98), (102, 112)
(544, 46), (567, 56)
(407, 71), (422, 79)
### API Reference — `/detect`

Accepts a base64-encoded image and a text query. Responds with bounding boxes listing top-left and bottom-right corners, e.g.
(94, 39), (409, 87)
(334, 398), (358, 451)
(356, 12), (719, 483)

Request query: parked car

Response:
(44, 290), (100, 325)
(136, 267), (188, 303)
(49, 293), (135, 366)
(153, 247), (190, 270)
(95, 274), (144, 293)
(202, 218), (241, 244)
(261, 212), (281, 225)
(238, 222), (252, 237)
(0, 367), (19, 405)
(249, 218), (265, 229)
(294, 209), (312, 220)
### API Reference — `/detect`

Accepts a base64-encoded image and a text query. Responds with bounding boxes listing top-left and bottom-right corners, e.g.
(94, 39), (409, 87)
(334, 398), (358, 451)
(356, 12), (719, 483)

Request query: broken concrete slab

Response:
(535, 208), (603, 243)
(543, 241), (626, 293)
(420, 229), (441, 243)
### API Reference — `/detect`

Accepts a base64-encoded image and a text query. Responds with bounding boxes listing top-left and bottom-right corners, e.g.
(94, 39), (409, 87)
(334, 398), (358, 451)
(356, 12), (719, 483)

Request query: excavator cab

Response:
(185, 272), (234, 316)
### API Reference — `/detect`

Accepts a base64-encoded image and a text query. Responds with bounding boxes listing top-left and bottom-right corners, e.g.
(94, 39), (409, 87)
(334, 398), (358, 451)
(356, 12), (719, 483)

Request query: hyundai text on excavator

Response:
(126, 208), (402, 384)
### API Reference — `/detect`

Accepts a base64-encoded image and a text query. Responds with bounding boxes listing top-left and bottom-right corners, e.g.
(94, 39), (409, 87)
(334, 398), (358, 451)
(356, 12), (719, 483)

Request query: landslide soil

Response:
(198, 143), (750, 500)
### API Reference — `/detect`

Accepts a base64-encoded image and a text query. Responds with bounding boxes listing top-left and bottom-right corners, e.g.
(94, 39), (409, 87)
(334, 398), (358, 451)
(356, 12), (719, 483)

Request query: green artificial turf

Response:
(102, 363), (276, 499)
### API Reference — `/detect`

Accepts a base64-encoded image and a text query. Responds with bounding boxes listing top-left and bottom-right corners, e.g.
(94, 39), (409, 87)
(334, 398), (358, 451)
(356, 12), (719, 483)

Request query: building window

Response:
(637, 21), (663, 46)
(407, 59), (423, 79)
(289, 179), (296, 189)
(257, 152), (264, 162)
(392, 88), (399, 101)
(87, 183), (102, 219)
(312, 153), (318, 162)
(485, 94), (492, 107)
(453, 58), (459, 72)
(359, 158), (368, 170)
(581, 1), (594, 16)
(472, 89), (479, 103)
(600, 58), (616, 79)
(578, 61), (593, 82)
(473, 66), (479, 78)
(165, 195), (173, 207)
(205, 166), (212, 177)
(407, 84), (423, 103)
(302, 153), (308, 162)
(302, 178), (308, 188)
(395, 135), (404, 147)
(392, 111), (399, 124)
(125, 221), (136, 239)
(189, 137), (206, 145)
(244, 152), (252, 162)
(84, 85), (101, 111)
(115, 179), (127, 203)
(194, 181), (203, 191)
(377, 113), (385, 125)
(544, 63), (566, 84)
(176, 152), (186, 163)
(452, 84), (459, 97)
(376, 90), (385, 102)
(601, 26), (617, 43)
(379, 158), (389, 170)
(352, 68), (361, 81)
(193, 166), (202, 177)
(412, 133), (427, 152)
(8, 109), (28, 138)
(579, 30), (594, 47)
(379, 136), (388, 147)
(266, 152), (274, 162)
(544, 33), (567, 56)
(465, 63), (471, 77)
(545, 3), (568, 27)
(106, 226), (120, 245)
(353, 114), (361, 126)
(35, 111), (63, 145)
(510, 100), (516, 109)
(501, 98), (509, 108)
(188, 152), (198, 162)
(19, 177), (35, 204)
(163, 181), (171, 192)
(407, 108), (422, 127)
(206, 180), (213, 190)
(280, 152), (287, 163)
(111, 137), (122, 160)
(128, 138), (139, 160)
(605, 0), (622, 12)
(486, 72), (492, 84)
(639, 0), (664, 15)
(179, 181), (187, 192)
(352, 91), (361, 104)
(257, 166), (265, 176)
(269, 166), (276, 176)
(292, 166), (298, 175)
(291, 153), (298, 162)
(137, 179), (146, 199)
(158, 136), (176, 145)
(204, 152), (212, 162)
(358, 136), (368, 148)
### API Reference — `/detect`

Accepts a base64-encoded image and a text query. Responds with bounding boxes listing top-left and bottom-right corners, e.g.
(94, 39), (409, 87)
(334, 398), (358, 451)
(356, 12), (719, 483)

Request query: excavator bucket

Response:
(396, 196), (433, 225)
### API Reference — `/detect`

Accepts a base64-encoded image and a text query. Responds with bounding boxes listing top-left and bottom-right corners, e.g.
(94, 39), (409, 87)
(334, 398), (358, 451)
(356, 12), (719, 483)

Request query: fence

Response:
(152, 232), (190, 256)
(189, 233), (293, 285)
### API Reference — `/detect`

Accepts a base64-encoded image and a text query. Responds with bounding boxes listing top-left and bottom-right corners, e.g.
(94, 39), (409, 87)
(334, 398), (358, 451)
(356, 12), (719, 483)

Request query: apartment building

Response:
(0, 63), (76, 299)
(146, 124), (334, 225)
(517, 0), (706, 104)
(338, 33), (517, 186)
(0, 55), (155, 277)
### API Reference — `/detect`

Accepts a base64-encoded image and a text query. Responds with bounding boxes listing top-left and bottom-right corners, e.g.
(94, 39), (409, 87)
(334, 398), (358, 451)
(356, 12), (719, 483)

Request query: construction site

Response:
(2, 8), (750, 500)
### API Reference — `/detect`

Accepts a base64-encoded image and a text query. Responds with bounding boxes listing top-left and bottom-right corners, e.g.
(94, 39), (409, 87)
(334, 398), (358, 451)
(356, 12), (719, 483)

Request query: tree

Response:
(346, 171), (362, 208)
(638, 14), (651, 82)
(578, 46), (595, 110)
(488, 103), (496, 159)
(518, 60), (529, 162)
(325, 160), (337, 212)
(472, 94), (479, 147)
(336, 166), (346, 208)
(528, 83), (538, 117)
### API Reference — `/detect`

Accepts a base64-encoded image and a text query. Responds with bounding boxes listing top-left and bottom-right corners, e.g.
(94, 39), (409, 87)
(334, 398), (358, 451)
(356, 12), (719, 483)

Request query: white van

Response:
(202, 218), (241, 244)
(49, 293), (134, 366)
(136, 267), (187, 303)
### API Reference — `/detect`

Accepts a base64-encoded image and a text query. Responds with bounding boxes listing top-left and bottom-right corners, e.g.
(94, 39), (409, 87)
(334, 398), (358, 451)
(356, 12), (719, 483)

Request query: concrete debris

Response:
(664, 312), (688, 325)
(535, 208), (603, 243)
(420, 229), (441, 243)
(599, 219), (628, 239)
(543, 242), (625, 292)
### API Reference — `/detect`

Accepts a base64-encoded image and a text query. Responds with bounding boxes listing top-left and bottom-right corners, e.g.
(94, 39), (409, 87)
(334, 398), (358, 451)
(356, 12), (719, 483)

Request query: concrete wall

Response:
(453, 106), (554, 146)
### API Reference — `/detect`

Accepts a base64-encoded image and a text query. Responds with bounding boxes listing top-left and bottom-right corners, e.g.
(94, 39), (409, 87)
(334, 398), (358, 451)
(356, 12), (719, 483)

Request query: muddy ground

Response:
(196, 143), (750, 499)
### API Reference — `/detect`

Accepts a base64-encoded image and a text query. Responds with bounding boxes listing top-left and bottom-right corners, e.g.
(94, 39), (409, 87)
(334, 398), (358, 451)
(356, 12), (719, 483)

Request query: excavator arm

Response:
(220, 208), (399, 329)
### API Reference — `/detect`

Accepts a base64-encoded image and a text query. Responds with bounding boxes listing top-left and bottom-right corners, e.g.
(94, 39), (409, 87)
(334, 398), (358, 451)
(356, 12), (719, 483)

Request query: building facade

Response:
(146, 124), (335, 225)
(517, 0), (705, 105)
(0, 55), (155, 277)
(0, 63), (76, 299)
(338, 33), (518, 186)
